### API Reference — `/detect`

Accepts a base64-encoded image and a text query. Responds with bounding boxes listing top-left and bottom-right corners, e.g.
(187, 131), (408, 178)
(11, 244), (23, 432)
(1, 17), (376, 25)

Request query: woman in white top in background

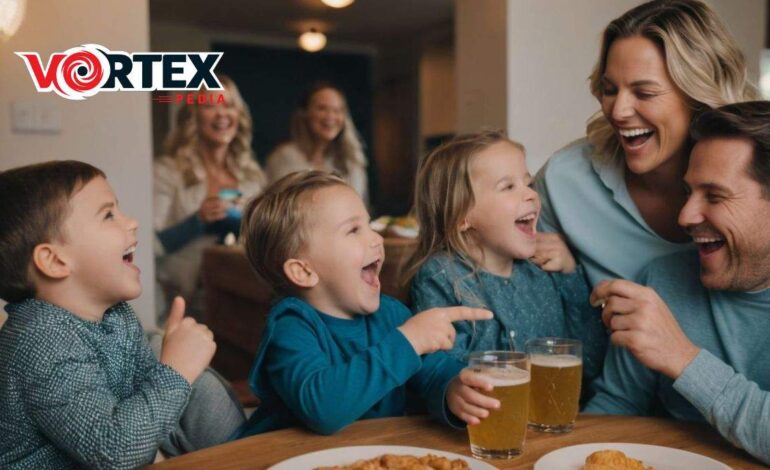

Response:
(154, 75), (266, 317)
(265, 82), (368, 201)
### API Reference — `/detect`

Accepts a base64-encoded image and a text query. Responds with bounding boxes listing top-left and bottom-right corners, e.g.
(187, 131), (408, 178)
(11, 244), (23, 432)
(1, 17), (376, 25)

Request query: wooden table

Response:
(151, 414), (765, 469)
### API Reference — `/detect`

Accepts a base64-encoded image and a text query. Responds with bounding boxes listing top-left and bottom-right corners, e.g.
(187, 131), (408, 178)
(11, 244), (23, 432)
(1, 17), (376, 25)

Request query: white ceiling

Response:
(150, 0), (454, 45)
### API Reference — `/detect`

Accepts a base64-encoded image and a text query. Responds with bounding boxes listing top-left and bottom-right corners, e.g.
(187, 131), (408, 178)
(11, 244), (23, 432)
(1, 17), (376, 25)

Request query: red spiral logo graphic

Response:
(61, 51), (103, 93)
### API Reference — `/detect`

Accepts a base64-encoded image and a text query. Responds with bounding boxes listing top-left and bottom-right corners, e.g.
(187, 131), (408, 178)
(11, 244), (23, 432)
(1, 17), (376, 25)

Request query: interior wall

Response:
(0, 0), (155, 328)
(455, 0), (507, 133)
(420, 41), (456, 139)
(372, 36), (421, 216)
(505, 0), (767, 172)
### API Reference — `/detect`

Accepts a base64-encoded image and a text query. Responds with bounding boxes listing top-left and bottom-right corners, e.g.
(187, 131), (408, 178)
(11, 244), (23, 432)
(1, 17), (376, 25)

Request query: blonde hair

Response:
(403, 130), (525, 289)
(241, 171), (348, 296)
(587, 0), (758, 161)
(162, 75), (266, 186)
(290, 82), (366, 176)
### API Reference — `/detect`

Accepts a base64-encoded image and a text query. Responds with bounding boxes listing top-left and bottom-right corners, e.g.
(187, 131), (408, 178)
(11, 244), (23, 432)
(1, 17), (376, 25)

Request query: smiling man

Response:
(584, 101), (770, 464)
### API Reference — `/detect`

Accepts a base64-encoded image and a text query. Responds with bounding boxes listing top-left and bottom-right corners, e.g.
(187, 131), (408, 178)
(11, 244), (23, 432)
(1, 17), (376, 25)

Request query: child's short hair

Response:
(0, 160), (105, 303)
(241, 170), (348, 296)
(403, 129), (525, 282)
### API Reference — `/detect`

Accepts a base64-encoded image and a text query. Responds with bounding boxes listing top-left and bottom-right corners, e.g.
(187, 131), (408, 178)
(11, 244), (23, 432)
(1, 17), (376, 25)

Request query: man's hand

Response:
(398, 307), (493, 355)
(160, 296), (217, 384)
(591, 279), (700, 379)
(531, 233), (576, 273)
(447, 368), (501, 425)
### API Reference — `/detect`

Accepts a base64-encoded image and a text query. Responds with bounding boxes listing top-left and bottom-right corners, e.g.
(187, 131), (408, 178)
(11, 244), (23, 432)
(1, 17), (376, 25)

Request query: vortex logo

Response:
(16, 44), (222, 101)
(59, 47), (106, 96)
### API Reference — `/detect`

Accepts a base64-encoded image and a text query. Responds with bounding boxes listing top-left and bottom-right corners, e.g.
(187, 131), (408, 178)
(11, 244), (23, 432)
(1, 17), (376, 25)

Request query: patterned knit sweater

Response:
(0, 299), (191, 469)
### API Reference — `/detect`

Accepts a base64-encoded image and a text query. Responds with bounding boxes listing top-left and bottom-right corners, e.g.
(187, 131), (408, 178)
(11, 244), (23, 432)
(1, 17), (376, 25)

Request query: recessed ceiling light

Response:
(298, 29), (327, 53)
(0, 0), (26, 39)
(321, 0), (355, 8)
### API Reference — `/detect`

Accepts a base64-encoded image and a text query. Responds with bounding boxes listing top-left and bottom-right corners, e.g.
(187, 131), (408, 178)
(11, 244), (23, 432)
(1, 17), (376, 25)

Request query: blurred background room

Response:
(1, 0), (768, 402)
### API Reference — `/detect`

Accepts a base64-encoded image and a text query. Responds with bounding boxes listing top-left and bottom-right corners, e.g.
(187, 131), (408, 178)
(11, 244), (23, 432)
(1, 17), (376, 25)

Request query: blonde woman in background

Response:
(154, 76), (266, 317)
(532, 0), (757, 287)
(265, 82), (368, 201)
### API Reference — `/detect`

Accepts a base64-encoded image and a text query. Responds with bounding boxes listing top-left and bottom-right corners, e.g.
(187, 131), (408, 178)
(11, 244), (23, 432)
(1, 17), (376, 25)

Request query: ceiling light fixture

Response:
(0, 0), (26, 40)
(298, 29), (327, 53)
(321, 0), (355, 8)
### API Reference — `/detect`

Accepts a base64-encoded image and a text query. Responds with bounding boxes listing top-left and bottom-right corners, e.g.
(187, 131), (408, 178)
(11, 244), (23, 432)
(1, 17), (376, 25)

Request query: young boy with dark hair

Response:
(0, 161), (244, 469)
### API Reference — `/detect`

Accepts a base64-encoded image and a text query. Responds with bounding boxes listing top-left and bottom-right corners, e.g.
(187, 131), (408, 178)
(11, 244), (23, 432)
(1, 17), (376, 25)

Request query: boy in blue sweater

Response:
(238, 171), (498, 436)
(0, 161), (244, 469)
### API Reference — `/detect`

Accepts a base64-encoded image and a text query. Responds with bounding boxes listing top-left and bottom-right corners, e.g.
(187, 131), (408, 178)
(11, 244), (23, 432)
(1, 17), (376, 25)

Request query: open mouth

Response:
(123, 245), (136, 264)
(515, 212), (537, 236)
(693, 236), (725, 256)
(320, 121), (341, 133)
(361, 259), (382, 289)
(213, 119), (234, 131)
(618, 127), (654, 149)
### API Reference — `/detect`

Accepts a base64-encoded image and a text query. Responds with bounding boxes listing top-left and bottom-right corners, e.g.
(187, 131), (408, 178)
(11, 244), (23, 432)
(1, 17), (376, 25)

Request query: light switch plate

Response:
(11, 101), (62, 134)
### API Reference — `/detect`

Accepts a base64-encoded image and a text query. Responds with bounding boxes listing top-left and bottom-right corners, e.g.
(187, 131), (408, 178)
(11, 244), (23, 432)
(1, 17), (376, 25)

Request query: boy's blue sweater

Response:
(239, 295), (464, 437)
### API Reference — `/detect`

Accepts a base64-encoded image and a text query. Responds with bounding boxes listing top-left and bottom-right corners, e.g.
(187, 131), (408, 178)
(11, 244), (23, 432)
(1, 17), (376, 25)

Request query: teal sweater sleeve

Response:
(583, 342), (657, 415)
(264, 308), (422, 435)
(550, 266), (607, 384)
(407, 350), (465, 428)
(674, 350), (770, 464)
(156, 213), (205, 254)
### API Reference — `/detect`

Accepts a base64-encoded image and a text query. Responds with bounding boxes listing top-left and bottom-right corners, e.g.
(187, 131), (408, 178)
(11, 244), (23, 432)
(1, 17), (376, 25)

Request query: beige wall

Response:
(506, 0), (640, 171)
(455, 0), (508, 133)
(420, 42), (456, 138)
(504, 0), (766, 172)
(0, 0), (155, 328)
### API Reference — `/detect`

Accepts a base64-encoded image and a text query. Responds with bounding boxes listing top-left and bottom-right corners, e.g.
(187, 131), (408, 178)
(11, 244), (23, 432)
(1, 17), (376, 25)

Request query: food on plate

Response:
(584, 449), (653, 470)
(391, 216), (418, 230)
(370, 215), (419, 238)
(315, 452), (470, 470)
(370, 216), (393, 233)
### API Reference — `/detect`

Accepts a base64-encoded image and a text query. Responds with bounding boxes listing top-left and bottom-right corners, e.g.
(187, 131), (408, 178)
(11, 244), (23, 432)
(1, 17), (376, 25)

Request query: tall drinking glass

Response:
(526, 337), (582, 433)
(466, 351), (530, 459)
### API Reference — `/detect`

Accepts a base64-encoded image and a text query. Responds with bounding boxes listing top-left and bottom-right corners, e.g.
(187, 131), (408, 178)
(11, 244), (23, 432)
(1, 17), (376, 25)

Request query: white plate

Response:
(267, 445), (498, 469)
(534, 443), (730, 470)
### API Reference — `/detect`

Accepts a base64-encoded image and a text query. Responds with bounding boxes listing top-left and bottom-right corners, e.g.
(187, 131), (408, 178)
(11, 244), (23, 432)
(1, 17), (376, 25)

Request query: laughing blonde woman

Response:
(154, 76), (265, 316)
(532, 0), (756, 287)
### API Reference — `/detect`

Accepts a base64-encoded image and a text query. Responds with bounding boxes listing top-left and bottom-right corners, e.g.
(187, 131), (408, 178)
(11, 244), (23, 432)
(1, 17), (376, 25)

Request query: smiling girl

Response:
(405, 131), (607, 389)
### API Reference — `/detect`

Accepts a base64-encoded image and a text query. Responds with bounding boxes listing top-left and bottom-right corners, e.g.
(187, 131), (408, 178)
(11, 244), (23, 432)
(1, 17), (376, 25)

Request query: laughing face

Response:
(300, 184), (384, 318)
(464, 141), (539, 276)
(57, 177), (141, 307)
(600, 35), (693, 175)
(306, 87), (346, 144)
(197, 88), (239, 148)
(680, 137), (770, 291)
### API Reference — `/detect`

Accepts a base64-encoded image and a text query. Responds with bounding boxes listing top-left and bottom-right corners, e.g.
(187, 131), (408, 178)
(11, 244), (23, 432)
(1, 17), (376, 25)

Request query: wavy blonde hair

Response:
(587, 0), (757, 162)
(162, 75), (266, 186)
(290, 82), (366, 176)
(403, 130), (525, 290)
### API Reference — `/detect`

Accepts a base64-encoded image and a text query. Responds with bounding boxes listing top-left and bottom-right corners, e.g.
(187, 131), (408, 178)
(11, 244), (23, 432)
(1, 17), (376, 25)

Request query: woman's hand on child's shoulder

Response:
(531, 232), (576, 273)
(397, 307), (493, 356)
(447, 368), (501, 425)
